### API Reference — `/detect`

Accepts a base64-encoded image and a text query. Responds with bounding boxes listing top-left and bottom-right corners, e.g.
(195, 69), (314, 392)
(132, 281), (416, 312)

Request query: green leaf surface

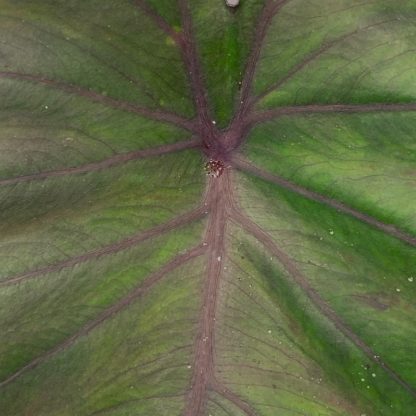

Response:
(0, 1), (415, 415)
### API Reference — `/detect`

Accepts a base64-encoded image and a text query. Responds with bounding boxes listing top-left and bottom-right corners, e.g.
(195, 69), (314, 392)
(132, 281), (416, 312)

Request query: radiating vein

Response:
(252, 19), (397, 105)
(0, 138), (200, 186)
(211, 380), (258, 416)
(0, 206), (205, 286)
(0, 71), (196, 131)
(232, 156), (416, 246)
(0, 244), (205, 388)
(133, 0), (182, 43)
(177, 0), (218, 149)
(234, 0), (289, 122)
(250, 103), (416, 125)
(230, 208), (416, 398)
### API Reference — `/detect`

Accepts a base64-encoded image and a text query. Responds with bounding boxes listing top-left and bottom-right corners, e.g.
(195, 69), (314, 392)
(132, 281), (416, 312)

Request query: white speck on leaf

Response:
(408, 277), (414, 282)
(329, 229), (334, 235)
(225, 0), (240, 7)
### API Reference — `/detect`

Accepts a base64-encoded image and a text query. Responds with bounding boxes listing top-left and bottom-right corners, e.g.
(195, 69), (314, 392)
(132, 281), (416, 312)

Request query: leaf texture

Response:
(0, 1), (415, 415)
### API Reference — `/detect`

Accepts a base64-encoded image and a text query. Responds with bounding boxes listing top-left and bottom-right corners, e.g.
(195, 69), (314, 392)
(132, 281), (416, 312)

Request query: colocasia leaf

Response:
(0, 1), (415, 415)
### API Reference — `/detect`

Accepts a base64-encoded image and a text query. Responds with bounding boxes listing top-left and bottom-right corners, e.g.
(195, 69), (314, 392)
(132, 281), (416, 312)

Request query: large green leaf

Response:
(0, 1), (415, 415)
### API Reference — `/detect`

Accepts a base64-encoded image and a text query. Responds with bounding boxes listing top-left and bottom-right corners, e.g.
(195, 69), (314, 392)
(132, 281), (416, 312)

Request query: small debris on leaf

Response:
(205, 159), (225, 178)
(226, 0), (240, 7)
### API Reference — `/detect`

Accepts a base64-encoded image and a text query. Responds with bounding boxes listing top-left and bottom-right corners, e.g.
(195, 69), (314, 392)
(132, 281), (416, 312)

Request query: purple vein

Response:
(135, 0), (212, 135)
(177, 0), (217, 147)
(233, 156), (416, 246)
(0, 71), (196, 132)
(249, 103), (416, 125)
(0, 206), (205, 287)
(231, 208), (416, 398)
(133, 0), (182, 44)
(0, 244), (206, 388)
(211, 380), (258, 416)
(0, 138), (200, 186)
(252, 19), (397, 105)
(234, 0), (289, 123)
